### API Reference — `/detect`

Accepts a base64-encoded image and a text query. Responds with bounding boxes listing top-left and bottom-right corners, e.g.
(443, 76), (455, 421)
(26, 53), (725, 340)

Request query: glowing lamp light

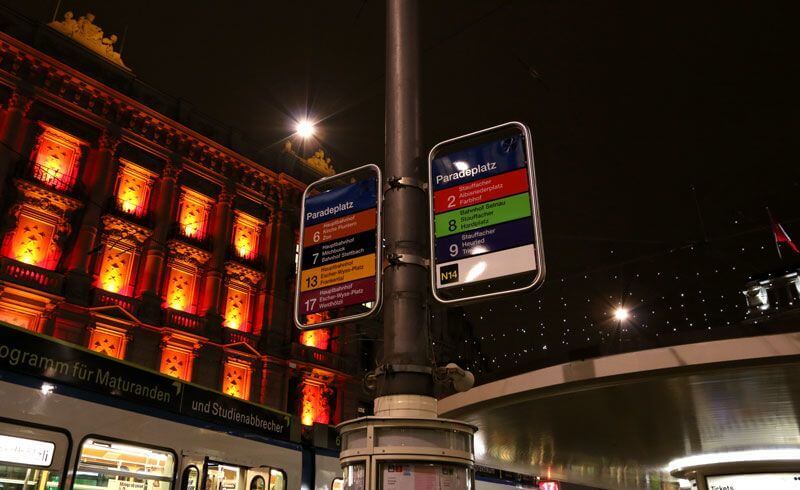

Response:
(101, 273), (123, 294)
(167, 281), (188, 311)
(17, 249), (36, 265)
(300, 329), (330, 350)
(235, 233), (254, 259)
(300, 383), (331, 426)
(225, 310), (241, 330)
(237, 243), (251, 258)
(295, 119), (315, 139)
(613, 307), (630, 322)
(40, 155), (64, 187)
(667, 449), (800, 473)
(183, 218), (199, 238)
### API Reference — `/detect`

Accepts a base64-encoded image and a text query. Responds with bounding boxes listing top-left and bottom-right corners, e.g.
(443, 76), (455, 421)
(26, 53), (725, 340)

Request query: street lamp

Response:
(295, 119), (315, 139)
(613, 307), (629, 322)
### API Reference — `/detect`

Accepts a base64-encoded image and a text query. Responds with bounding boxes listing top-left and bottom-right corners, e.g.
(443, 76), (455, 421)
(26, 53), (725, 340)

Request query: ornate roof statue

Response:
(283, 141), (335, 176)
(48, 12), (129, 70)
(305, 149), (335, 176)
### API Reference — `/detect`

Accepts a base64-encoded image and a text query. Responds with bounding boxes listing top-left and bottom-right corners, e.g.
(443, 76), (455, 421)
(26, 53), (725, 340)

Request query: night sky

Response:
(4, 1), (799, 381)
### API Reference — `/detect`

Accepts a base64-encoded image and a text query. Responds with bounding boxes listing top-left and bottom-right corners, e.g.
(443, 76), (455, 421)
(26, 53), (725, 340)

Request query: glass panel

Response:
(379, 463), (472, 490)
(342, 464), (364, 490)
(0, 425), (66, 490)
(203, 464), (241, 490)
(181, 467), (198, 490)
(73, 438), (174, 490)
(0, 434), (55, 467)
(248, 476), (264, 490)
(267, 470), (284, 490)
(375, 427), (471, 452)
(0, 466), (60, 490)
(341, 430), (367, 450)
(331, 478), (343, 490)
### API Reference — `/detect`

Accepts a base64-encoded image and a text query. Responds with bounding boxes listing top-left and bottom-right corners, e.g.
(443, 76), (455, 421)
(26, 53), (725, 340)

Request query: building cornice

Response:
(0, 32), (307, 200)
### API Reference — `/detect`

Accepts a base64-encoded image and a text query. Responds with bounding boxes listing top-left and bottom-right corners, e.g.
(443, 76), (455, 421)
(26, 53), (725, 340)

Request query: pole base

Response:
(374, 394), (437, 418)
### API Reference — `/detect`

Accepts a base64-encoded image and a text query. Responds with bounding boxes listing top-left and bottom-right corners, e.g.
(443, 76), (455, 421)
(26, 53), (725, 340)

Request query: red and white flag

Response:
(768, 208), (799, 258)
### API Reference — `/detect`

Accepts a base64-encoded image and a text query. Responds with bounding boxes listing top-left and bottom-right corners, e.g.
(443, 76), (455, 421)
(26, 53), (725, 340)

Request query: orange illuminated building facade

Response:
(0, 9), (374, 429)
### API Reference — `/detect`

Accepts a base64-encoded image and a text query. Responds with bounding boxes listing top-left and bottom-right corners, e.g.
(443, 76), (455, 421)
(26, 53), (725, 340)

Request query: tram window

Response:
(203, 463), (241, 490)
(267, 470), (284, 490)
(0, 434), (60, 490)
(181, 466), (199, 490)
(248, 476), (264, 490)
(73, 438), (175, 490)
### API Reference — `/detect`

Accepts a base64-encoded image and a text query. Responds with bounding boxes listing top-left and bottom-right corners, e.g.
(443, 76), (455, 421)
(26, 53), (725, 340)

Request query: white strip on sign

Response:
(436, 244), (537, 288)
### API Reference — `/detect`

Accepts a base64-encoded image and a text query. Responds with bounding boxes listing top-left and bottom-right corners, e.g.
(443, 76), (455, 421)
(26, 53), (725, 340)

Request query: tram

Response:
(0, 323), (533, 490)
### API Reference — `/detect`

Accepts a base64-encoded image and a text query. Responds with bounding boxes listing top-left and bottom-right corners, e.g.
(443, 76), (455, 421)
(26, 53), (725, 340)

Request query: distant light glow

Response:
(296, 119), (315, 138)
(474, 435), (486, 457)
(471, 246), (488, 256)
(667, 449), (800, 473)
(453, 160), (470, 171)
(41, 383), (54, 395)
(613, 307), (630, 322)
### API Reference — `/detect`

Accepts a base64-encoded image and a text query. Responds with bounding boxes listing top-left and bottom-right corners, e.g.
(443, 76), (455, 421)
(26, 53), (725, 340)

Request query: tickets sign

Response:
(294, 164), (382, 329)
(428, 122), (544, 303)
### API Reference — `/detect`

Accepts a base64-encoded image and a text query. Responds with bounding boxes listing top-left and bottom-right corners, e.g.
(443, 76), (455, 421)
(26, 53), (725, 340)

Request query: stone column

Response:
(63, 130), (120, 305)
(0, 90), (33, 202)
(262, 184), (298, 347)
(252, 206), (274, 336)
(137, 157), (182, 324)
(199, 185), (235, 325)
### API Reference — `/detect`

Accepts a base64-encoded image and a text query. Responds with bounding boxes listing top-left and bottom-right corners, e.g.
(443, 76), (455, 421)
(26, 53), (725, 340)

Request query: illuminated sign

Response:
(429, 122), (545, 304)
(294, 164), (382, 329)
(706, 473), (800, 490)
(539, 481), (559, 490)
(0, 434), (55, 467)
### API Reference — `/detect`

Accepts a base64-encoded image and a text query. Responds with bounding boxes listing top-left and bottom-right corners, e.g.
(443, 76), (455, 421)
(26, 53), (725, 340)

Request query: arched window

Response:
(249, 475), (265, 490)
(181, 465), (200, 490)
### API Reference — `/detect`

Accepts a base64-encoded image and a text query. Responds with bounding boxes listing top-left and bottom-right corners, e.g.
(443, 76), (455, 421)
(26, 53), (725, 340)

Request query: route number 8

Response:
(448, 219), (457, 232)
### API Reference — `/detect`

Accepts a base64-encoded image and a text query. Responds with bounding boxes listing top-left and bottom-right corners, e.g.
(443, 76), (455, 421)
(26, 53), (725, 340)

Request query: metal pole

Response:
(378, 0), (433, 397)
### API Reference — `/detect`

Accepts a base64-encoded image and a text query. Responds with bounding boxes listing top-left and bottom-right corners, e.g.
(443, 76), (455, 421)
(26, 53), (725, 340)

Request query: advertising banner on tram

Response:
(0, 323), (291, 441)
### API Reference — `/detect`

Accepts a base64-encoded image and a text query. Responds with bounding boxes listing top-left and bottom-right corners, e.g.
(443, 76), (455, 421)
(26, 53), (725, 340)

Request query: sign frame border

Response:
(294, 163), (383, 330)
(428, 121), (545, 304)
